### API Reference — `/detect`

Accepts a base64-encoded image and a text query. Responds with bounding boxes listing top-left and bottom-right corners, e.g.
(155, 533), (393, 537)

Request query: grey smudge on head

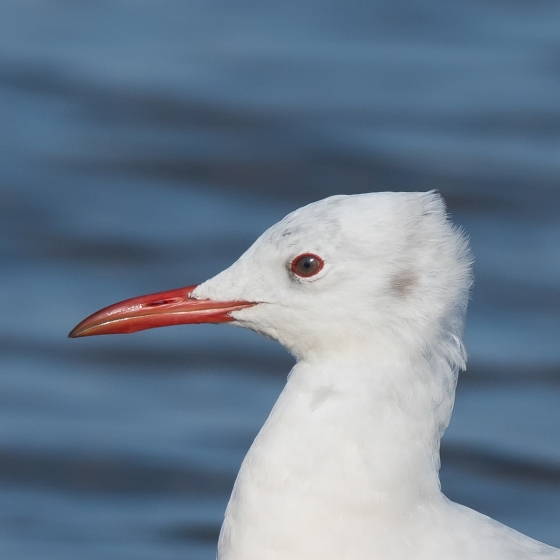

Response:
(391, 271), (417, 297)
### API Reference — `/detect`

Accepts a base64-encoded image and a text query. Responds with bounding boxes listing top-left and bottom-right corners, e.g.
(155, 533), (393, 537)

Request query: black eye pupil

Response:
(291, 253), (324, 277)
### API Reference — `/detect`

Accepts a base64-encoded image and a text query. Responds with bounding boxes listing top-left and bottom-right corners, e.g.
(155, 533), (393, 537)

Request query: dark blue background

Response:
(1, 1), (559, 558)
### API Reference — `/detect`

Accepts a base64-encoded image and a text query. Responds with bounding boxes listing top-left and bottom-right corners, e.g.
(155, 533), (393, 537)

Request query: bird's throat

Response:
(218, 358), (453, 559)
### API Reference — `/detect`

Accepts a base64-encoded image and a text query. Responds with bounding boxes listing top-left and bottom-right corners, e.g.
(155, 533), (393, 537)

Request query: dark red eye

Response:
(291, 253), (324, 278)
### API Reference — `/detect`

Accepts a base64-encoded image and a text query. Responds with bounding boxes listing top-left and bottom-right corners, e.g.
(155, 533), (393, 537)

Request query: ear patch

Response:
(391, 271), (417, 297)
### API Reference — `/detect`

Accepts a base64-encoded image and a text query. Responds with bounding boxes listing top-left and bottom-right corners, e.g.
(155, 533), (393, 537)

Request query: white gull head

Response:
(194, 191), (471, 365)
(70, 191), (559, 560)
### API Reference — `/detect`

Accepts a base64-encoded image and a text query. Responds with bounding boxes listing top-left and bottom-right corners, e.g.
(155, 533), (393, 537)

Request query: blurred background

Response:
(1, 1), (560, 558)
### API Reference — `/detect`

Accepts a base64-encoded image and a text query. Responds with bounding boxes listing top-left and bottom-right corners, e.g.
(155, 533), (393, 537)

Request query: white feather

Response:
(193, 192), (559, 560)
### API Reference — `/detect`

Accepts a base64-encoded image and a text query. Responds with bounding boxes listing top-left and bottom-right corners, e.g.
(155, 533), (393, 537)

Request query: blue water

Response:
(1, 1), (559, 558)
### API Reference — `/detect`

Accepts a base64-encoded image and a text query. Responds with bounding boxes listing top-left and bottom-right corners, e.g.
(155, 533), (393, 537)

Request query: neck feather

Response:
(218, 343), (461, 559)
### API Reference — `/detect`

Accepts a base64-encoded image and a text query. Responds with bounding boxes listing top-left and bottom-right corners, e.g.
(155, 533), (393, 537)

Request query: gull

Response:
(70, 191), (559, 559)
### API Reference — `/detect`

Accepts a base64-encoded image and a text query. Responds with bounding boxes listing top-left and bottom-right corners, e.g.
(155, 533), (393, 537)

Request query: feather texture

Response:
(193, 192), (558, 560)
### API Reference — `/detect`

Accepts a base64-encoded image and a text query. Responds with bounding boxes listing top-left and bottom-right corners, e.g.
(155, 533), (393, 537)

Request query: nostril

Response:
(144, 298), (180, 307)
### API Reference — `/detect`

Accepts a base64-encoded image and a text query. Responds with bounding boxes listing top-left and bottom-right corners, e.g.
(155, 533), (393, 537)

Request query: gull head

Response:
(193, 191), (471, 362)
(70, 191), (472, 366)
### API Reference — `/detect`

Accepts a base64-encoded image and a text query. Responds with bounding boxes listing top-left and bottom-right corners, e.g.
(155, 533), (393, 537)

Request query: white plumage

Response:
(191, 192), (559, 560)
(70, 191), (559, 559)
